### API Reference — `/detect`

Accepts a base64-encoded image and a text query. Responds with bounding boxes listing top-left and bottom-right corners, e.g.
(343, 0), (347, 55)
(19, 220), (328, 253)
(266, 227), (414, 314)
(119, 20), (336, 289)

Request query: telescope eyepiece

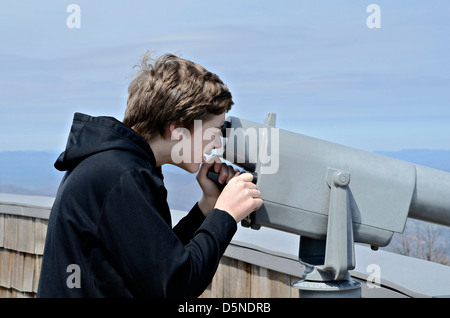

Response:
(221, 120), (231, 138)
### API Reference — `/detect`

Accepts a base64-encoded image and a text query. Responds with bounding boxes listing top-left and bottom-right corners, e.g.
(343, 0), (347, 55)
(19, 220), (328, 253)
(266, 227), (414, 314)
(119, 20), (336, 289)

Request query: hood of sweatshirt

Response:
(54, 112), (156, 172)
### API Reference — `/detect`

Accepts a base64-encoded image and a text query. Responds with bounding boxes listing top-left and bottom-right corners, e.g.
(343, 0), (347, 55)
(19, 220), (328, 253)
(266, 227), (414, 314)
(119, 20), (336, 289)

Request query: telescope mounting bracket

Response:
(293, 168), (361, 297)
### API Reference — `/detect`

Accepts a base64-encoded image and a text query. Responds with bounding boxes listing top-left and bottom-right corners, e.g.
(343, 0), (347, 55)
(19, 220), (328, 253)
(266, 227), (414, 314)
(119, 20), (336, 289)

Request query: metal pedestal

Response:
(292, 169), (362, 298)
(293, 279), (361, 298)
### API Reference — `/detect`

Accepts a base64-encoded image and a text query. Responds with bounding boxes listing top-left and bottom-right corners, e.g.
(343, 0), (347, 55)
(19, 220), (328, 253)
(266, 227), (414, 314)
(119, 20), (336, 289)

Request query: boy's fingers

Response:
(238, 172), (254, 182)
(226, 166), (237, 183)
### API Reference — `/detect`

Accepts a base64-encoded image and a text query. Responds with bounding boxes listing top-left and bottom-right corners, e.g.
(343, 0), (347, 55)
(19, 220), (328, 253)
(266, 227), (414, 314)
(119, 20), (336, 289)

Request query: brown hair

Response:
(124, 52), (234, 140)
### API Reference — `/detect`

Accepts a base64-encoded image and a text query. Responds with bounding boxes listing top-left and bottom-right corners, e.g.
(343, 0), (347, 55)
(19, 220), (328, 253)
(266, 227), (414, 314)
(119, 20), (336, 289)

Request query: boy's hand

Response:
(214, 173), (263, 223)
(197, 155), (237, 216)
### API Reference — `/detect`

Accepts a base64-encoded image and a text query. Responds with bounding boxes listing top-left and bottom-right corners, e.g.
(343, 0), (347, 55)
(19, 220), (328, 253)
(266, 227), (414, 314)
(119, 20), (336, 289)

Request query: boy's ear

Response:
(169, 123), (180, 140)
(169, 123), (187, 141)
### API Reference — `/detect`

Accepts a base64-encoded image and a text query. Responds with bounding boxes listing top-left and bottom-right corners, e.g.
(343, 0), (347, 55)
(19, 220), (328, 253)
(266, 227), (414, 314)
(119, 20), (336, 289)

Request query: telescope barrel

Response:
(219, 114), (450, 248)
(218, 113), (450, 295)
(408, 165), (450, 227)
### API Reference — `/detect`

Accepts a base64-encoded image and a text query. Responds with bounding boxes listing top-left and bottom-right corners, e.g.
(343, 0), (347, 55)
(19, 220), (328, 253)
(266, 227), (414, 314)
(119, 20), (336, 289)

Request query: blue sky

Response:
(0, 0), (449, 152)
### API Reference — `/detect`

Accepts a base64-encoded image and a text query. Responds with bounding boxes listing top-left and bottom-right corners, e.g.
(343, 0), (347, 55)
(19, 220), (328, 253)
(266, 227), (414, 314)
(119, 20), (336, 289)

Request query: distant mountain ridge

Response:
(0, 151), (62, 196)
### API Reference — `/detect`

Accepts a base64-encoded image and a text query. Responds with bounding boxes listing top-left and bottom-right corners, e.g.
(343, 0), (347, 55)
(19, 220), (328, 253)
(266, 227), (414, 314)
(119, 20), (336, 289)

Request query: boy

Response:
(37, 53), (262, 297)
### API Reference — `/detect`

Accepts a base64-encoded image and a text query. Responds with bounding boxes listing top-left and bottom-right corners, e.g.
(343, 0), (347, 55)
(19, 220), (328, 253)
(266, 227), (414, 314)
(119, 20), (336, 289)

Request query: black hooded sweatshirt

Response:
(37, 113), (237, 298)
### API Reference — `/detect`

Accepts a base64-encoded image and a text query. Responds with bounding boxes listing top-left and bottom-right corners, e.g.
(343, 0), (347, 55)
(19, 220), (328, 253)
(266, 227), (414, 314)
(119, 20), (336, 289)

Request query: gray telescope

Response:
(211, 113), (450, 297)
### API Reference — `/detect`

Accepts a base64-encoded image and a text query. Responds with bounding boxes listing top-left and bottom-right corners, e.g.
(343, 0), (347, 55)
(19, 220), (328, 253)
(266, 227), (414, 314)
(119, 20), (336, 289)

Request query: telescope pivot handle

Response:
(207, 171), (258, 189)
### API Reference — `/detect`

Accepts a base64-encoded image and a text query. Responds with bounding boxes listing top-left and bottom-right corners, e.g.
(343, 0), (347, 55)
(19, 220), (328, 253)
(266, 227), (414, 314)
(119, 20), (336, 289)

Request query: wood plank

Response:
(199, 256), (301, 298)
(221, 257), (233, 298)
(4, 215), (18, 251)
(240, 259), (251, 297)
(10, 250), (24, 291)
(34, 218), (48, 255)
(22, 253), (35, 292)
(250, 265), (271, 297)
(222, 258), (251, 298)
(33, 255), (43, 293)
(0, 214), (4, 248)
(0, 286), (12, 298)
(0, 248), (12, 288)
(209, 258), (225, 297)
(273, 271), (292, 297)
(0, 286), (33, 298)
(18, 216), (35, 253)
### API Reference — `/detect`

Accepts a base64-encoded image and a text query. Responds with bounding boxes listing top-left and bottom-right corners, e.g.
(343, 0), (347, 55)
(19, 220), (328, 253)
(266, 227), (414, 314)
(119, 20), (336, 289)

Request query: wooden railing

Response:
(200, 256), (300, 298)
(3, 193), (450, 298)
(0, 194), (301, 298)
(0, 197), (50, 297)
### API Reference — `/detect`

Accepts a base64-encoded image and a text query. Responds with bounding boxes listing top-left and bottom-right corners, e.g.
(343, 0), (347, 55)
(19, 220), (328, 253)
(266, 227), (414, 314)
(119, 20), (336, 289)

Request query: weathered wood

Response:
(10, 250), (24, 291)
(34, 218), (47, 255)
(0, 286), (33, 298)
(0, 214), (4, 248)
(250, 265), (271, 297)
(223, 258), (251, 298)
(0, 211), (301, 298)
(199, 256), (300, 298)
(22, 253), (35, 292)
(18, 216), (35, 254)
(210, 260), (224, 297)
(33, 255), (42, 293)
(0, 248), (12, 288)
(4, 215), (18, 251)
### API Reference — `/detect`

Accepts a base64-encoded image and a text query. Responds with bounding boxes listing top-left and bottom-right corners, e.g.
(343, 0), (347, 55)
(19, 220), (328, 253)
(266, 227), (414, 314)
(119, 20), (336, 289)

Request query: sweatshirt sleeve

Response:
(172, 202), (206, 245)
(98, 169), (237, 298)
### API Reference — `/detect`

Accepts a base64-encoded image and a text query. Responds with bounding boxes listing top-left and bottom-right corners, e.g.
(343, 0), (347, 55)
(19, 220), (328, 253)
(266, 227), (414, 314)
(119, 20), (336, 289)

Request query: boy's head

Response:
(124, 52), (234, 141)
